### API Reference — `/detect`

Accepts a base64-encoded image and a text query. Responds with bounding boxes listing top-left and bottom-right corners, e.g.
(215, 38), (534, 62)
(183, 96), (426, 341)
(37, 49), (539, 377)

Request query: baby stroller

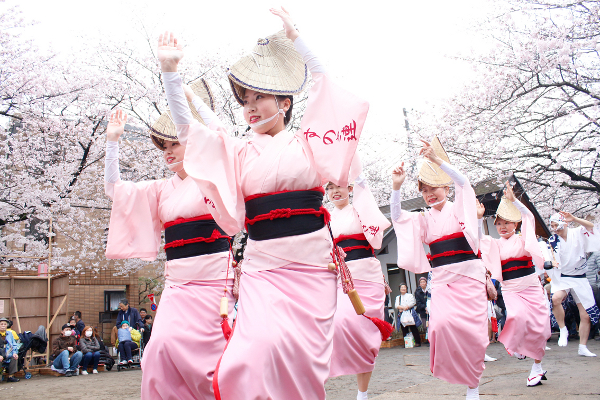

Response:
(116, 333), (144, 372)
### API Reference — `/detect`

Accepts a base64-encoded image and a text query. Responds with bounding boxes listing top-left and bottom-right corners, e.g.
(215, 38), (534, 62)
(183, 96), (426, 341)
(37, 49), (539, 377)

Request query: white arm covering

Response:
(105, 141), (120, 184)
(478, 218), (485, 239)
(163, 72), (194, 147)
(439, 162), (467, 187)
(294, 36), (327, 75)
(191, 96), (222, 128)
(390, 189), (402, 222)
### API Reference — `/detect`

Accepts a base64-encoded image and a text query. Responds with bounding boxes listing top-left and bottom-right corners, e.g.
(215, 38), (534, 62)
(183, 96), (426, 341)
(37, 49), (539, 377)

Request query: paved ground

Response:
(2, 333), (599, 399)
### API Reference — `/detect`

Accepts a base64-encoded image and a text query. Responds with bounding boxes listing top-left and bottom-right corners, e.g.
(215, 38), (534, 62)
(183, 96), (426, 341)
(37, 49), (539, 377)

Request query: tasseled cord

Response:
(328, 225), (393, 341)
(220, 242), (234, 341)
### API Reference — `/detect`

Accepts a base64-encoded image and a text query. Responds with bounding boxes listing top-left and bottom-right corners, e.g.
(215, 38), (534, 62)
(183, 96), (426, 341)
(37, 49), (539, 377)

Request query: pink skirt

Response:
(499, 285), (550, 360)
(214, 264), (337, 400)
(141, 279), (234, 400)
(429, 275), (487, 387)
(329, 279), (384, 377)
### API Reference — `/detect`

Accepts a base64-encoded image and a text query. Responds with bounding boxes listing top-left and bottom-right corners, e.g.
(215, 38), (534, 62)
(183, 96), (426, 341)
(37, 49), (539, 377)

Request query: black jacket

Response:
(415, 287), (428, 314)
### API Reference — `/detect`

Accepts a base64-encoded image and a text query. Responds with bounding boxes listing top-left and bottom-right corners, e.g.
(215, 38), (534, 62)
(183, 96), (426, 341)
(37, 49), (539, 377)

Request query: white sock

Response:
(531, 362), (542, 374)
(560, 326), (568, 335)
(357, 390), (368, 400)
(466, 386), (479, 399)
(579, 344), (587, 350)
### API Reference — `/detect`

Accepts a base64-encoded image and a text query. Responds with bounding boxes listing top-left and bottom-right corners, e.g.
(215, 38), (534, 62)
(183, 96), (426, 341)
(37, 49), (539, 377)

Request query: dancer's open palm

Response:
(158, 32), (184, 71)
(106, 109), (128, 142)
(270, 7), (299, 41)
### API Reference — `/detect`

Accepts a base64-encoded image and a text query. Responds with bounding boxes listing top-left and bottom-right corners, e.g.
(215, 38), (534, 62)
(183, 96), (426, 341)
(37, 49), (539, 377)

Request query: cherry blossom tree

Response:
(412, 0), (600, 218)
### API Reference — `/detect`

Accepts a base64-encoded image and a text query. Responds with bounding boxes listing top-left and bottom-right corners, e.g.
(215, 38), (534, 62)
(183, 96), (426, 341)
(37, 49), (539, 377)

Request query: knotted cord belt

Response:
(427, 232), (480, 268)
(501, 256), (535, 281)
(334, 233), (374, 262)
(244, 187), (329, 241)
(164, 215), (230, 261)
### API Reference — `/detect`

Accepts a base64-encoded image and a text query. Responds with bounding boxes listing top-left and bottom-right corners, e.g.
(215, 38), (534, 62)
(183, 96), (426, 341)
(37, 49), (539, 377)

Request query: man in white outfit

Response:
(548, 212), (600, 357)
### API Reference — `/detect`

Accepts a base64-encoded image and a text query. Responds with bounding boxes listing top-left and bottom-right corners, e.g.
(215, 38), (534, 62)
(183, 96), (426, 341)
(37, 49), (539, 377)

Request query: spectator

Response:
(68, 316), (80, 339)
(73, 311), (85, 335)
(116, 321), (139, 365)
(139, 308), (148, 320)
(415, 277), (428, 322)
(52, 324), (82, 377)
(587, 252), (600, 340)
(0, 317), (20, 382)
(79, 326), (101, 375)
(395, 283), (422, 347)
(141, 315), (153, 347)
(116, 299), (144, 331)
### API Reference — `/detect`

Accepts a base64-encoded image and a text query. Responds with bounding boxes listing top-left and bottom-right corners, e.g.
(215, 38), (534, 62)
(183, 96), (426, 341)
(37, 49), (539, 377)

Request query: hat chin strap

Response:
(428, 198), (446, 207)
(249, 96), (285, 131)
(167, 160), (184, 172)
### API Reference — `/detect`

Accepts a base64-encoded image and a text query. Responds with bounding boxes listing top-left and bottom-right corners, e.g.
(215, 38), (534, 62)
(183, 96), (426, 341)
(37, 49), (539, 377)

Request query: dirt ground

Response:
(3, 333), (599, 399)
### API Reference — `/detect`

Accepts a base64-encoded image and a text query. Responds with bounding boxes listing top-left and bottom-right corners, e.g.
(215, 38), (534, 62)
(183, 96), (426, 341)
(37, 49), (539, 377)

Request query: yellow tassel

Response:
(220, 297), (229, 318)
(348, 289), (365, 315)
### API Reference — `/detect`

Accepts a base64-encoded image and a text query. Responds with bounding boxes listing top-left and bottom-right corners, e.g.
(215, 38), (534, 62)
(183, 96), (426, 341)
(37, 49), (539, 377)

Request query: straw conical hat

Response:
(495, 196), (522, 223)
(418, 137), (453, 187)
(150, 78), (215, 144)
(227, 30), (307, 106)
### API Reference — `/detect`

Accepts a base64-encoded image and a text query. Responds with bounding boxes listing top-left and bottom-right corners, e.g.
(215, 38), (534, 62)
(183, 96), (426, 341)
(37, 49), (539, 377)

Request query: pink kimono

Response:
(328, 178), (391, 378)
(480, 201), (550, 360)
(105, 175), (234, 400)
(165, 71), (369, 399)
(391, 166), (487, 388)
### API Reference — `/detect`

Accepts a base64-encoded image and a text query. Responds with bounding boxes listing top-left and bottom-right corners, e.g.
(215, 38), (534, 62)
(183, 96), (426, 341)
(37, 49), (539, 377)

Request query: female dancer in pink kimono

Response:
(390, 138), (487, 400)
(478, 182), (550, 387)
(104, 107), (235, 400)
(157, 8), (370, 400)
(326, 173), (391, 400)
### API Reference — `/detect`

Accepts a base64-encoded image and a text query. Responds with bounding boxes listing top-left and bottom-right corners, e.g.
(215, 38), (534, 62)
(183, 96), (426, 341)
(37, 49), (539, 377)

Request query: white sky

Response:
(16, 0), (495, 152)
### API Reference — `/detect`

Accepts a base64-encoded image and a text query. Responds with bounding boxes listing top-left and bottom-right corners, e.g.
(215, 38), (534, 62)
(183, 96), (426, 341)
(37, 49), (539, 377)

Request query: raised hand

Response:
(392, 162), (407, 190)
(476, 199), (485, 219)
(504, 181), (516, 202)
(157, 31), (184, 72)
(558, 211), (575, 223)
(270, 7), (299, 42)
(106, 109), (128, 142)
(419, 139), (443, 166)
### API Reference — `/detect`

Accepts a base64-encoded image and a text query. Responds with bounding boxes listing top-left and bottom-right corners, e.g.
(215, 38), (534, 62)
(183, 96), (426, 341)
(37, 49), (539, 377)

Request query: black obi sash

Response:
(501, 257), (535, 281)
(334, 233), (374, 262)
(428, 232), (480, 268)
(164, 215), (229, 261)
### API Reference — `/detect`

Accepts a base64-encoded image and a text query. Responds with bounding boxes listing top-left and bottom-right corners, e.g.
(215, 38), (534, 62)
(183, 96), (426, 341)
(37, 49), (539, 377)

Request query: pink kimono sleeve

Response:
(181, 121), (246, 235)
(479, 236), (502, 280)
(453, 179), (480, 254)
(392, 212), (430, 274)
(298, 73), (369, 186)
(105, 180), (165, 260)
(353, 178), (390, 249)
(518, 203), (545, 270)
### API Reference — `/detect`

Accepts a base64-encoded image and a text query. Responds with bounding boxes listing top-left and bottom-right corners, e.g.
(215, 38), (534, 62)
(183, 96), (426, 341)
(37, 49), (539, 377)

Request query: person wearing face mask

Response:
(390, 137), (487, 400)
(0, 317), (20, 383)
(326, 173), (391, 400)
(546, 209), (600, 356)
(79, 326), (101, 375)
(159, 8), (370, 400)
(478, 182), (550, 386)
(103, 81), (235, 399)
(52, 324), (82, 377)
(415, 277), (429, 322)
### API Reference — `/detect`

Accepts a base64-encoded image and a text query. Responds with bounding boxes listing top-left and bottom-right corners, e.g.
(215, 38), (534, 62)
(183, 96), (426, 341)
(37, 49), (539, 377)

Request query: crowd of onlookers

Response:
(1, 298), (154, 381)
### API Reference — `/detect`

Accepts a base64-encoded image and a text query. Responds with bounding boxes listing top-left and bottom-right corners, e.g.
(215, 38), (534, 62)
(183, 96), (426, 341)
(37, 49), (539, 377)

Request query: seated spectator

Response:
(79, 326), (101, 375)
(0, 317), (20, 382)
(52, 324), (82, 377)
(68, 316), (80, 339)
(141, 315), (153, 347)
(116, 321), (140, 365)
(116, 299), (144, 331)
(395, 283), (422, 347)
(73, 311), (85, 336)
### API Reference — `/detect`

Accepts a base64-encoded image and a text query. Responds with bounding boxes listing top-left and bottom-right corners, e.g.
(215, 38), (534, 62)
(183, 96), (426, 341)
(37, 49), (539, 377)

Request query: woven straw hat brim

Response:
(418, 136), (453, 187)
(150, 78), (214, 145)
(228, 30), (307, 105)
(495, 197), (522, 223)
